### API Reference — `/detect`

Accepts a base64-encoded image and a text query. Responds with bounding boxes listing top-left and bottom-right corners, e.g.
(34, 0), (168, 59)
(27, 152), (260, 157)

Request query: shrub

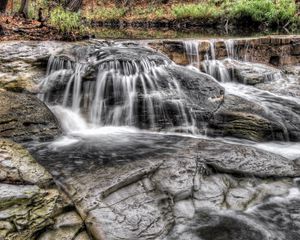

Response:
(226, 0), (297, 25)
(49, 7), (81, 33)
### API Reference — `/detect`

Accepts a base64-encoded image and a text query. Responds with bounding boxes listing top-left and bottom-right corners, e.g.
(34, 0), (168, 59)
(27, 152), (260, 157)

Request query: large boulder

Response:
(0, 90), (61, 142)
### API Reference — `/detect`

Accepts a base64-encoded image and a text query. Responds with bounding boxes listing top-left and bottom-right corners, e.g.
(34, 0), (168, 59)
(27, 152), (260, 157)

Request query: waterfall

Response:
(183, 40), (200, 68)
(224, 39), (235, 59)
(40, 45), (200, 134)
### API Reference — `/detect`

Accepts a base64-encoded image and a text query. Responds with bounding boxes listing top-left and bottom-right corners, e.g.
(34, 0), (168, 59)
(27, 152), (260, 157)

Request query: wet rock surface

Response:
(0, 90), (61, 142)
(30, 134), (300, 240)
(207, 87), (300, 142)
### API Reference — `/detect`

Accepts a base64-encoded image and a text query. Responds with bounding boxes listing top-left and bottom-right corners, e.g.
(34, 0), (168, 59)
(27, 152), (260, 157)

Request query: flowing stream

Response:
(29, 37), (300, 240)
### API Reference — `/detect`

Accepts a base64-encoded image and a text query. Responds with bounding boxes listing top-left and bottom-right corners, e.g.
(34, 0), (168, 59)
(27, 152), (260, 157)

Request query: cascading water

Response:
(183, 40), (200, 68)
(181, 38), (300, 141)
(39, 44), (225, 134)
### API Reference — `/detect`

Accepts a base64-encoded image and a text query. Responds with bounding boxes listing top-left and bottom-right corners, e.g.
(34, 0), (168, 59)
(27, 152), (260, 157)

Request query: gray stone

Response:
(32, 136), (300, 240)
(0, 90), (61, 142)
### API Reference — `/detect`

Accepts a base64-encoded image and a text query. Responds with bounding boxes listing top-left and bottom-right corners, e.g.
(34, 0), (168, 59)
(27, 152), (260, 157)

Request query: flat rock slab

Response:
(30, 133), (300, 240)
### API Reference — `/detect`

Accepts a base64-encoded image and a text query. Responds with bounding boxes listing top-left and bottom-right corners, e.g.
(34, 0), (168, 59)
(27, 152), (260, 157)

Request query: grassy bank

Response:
(1, 0), (299, 40)
(82, 0), (299, 30)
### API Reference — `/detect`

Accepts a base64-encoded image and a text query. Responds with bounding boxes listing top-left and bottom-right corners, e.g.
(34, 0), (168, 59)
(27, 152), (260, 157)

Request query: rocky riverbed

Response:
(0, 37), (300, 240)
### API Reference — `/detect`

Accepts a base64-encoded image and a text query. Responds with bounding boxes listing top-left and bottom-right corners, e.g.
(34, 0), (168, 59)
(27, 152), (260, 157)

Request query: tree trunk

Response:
(19, 0), (30, 18)
(65, 0), (82, 12)
(0, 0), (9, 13)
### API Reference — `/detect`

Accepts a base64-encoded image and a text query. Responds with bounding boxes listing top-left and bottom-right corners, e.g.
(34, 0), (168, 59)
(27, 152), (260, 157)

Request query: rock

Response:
(0, 139), (52, 185)
(74, 231), (91, 240)
(201, 59), (284, 85)
(291, 42), (300, 56)
(0, 90), (61, 142)
(207, 94), (280, 141)
(224, 59), (284, 85)
(0, 41), (73, 93)
(0, 60), (44, 92)
(31, 135), (300, 240)
(199, 139), (300, 177)
(37, 211), (83, 240)
(0, 183), (60, 240)
(207, 93), (300, 142)
(150, 36), (300, 66)
(0, 139), (86, 240)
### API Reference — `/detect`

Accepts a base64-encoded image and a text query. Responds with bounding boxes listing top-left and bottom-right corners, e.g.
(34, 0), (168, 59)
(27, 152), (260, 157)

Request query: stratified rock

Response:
(0, 60), (44, 92)
(0, 183), (60, 240)
(150, 36), (300, 66)
(0, 139), (86, 240)
(0, 90), (61, 142)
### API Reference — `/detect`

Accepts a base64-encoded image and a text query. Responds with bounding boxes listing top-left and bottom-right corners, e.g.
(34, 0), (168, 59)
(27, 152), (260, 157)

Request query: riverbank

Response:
(0, 15), (88, 41)
(1, 0), (299, 41)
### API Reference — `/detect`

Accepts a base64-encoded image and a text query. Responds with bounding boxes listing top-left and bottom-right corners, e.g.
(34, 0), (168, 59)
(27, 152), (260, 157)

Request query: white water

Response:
(183, 40), (200, 68)
(40, 40), (300, 160)
(40, 46), (200, 134)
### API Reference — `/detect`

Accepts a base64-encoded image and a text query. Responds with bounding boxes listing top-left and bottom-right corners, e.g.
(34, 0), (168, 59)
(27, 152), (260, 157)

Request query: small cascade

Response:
(39, 45), (208, 134)
(183, 40), (200, 68)
(224, 39), (235, 58)
(201, 39), (232, 82)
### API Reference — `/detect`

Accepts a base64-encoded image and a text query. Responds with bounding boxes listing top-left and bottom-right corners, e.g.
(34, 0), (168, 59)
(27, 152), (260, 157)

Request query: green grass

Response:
(84, 7), (126, 21)
(171, 3), (223, 20)
(49, 7), (82, 33)
(9, 0), (300, 32)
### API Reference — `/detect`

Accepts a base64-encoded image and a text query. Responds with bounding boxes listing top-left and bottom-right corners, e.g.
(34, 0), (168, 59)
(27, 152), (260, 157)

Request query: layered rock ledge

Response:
(149, 35), (300, 66)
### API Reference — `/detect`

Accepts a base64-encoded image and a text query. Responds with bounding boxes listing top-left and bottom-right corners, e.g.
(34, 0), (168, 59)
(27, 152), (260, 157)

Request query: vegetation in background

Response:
(81, 0), (299, 28)
(171, 2), (223, 20)
(84, 6), (126, 21)
(1, 0), (299, 37)
(49, 6), (81, 33)
(226, 0), (298, 26)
